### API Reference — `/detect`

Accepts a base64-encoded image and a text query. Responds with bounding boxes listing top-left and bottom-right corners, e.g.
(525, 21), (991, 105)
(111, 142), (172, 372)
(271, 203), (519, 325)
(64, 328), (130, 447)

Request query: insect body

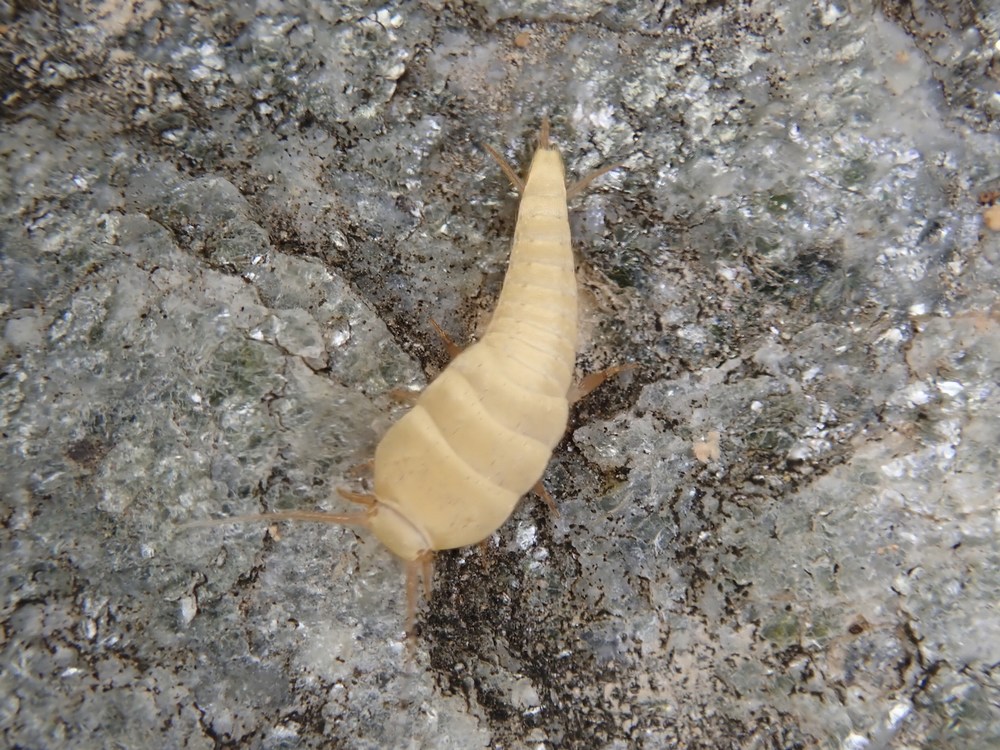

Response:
(370, 129), (576, 561)
(193, 119), (620, 623)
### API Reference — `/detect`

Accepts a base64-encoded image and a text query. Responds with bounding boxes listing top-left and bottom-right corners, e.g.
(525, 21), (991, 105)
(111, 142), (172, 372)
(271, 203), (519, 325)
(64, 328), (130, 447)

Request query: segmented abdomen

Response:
(373, 147), (576, 551)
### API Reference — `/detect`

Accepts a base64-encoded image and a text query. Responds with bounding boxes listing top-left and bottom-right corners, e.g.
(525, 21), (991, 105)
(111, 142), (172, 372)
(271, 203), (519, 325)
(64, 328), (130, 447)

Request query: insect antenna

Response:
(178, 488), (378, 532)
(177, 509), (372, 531)
(481, 142), (525, 193)
(566, 161), (623, 199)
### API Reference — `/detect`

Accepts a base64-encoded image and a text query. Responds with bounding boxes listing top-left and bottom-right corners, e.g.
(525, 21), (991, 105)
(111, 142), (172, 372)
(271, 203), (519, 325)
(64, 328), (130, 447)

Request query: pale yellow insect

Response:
(193, 119), (623, 625)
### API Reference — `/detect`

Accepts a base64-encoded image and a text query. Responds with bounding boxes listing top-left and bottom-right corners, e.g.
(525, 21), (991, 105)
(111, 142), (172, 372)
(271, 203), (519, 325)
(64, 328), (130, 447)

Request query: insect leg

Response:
(388, 386), (422, 406)
(476, 538), (492, 568)
(336, 487), (377, 507)
(568, 363), (637, 404)
(387, 320), (463, 407)
(532, 480), (559, 517)
(403, 550), (436, 639)
(419, 551), (434, 600)
(404, 560), (419, 639)
(344, 459), (374, 478)
(430, 318), (463, 360)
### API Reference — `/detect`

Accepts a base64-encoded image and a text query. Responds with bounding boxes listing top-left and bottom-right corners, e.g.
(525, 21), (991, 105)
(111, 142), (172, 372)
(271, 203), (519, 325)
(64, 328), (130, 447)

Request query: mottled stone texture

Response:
(1, 1), (997, 748)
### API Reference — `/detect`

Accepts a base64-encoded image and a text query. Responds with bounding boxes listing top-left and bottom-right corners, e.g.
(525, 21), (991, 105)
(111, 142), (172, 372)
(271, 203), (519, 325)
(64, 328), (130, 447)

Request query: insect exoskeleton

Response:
(189, 117), (623, 630)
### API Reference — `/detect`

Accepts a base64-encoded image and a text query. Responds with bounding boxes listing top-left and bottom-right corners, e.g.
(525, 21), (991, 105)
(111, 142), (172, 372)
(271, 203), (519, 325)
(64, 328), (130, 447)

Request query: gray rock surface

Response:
(1, 1), (997, 748)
